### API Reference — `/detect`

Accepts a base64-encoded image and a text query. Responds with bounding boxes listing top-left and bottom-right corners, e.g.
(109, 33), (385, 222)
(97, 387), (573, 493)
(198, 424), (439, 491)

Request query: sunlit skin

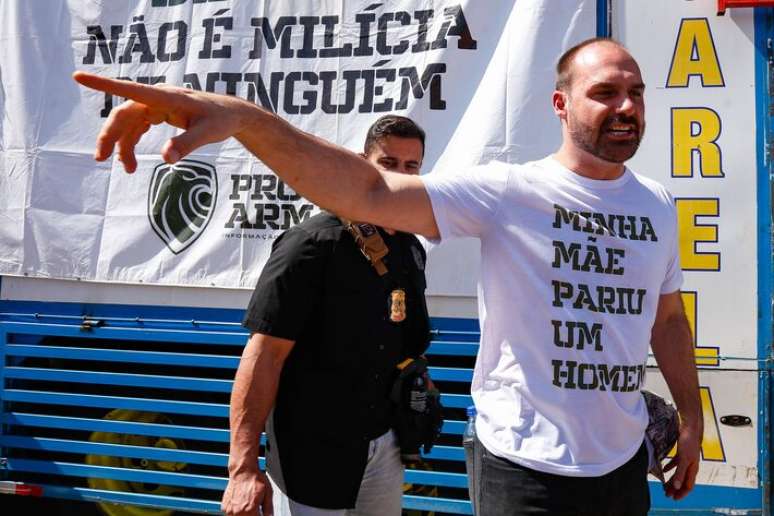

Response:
(363, 135), (423, 234)
(553, 41), (646, 180)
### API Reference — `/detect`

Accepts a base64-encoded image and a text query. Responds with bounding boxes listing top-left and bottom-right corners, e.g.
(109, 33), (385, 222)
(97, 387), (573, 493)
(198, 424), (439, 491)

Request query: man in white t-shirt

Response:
(76, 37), (702, 515)
(420, 39), (701, 515)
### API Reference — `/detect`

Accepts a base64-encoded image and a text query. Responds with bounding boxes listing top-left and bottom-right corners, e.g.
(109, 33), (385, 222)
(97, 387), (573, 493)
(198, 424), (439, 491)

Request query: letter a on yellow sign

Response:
(667, 386), (726, 462)
(667, 18), (724, 88)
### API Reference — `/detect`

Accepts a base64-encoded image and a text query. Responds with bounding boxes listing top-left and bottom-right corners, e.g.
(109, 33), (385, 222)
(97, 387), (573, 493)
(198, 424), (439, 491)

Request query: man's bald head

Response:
(555, 38), (633, 93)
(552, 37), (646, 167)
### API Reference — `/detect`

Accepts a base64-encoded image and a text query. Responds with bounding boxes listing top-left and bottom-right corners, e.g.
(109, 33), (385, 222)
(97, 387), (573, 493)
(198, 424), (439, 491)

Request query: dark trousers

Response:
(466, 434), (650, 516)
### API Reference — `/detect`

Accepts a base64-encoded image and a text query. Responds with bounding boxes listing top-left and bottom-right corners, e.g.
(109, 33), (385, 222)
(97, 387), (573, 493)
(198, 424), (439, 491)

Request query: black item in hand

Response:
(390, 357), (444, 464)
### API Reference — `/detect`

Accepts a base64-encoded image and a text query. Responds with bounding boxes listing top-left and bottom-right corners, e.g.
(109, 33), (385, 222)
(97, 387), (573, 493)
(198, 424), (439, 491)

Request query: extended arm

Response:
(72, 72), (439, 239)
(650, 291), (703, 500)
(221, 332), (294, 516)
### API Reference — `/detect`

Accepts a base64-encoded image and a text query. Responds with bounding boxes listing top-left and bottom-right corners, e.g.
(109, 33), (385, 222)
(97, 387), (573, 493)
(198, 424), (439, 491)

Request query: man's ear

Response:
(552, 90), (568, 118)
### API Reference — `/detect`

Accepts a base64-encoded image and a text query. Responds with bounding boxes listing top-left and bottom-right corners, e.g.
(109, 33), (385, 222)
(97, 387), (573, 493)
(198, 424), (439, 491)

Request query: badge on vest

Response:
(389, 288), (407, 323)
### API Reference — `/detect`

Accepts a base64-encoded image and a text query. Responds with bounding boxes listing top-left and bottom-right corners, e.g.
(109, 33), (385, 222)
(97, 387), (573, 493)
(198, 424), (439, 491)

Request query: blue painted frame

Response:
(753, 6), (774, 516)
(0, 324), (6, 484)
(597, 0), (611, 37)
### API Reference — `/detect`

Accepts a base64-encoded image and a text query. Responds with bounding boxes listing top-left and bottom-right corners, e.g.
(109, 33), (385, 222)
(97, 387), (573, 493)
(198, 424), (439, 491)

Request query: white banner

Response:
(0, 0), (596, 288)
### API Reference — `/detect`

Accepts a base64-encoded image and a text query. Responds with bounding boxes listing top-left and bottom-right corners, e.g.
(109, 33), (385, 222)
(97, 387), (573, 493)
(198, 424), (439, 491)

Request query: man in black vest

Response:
(221, 115), (431, 516)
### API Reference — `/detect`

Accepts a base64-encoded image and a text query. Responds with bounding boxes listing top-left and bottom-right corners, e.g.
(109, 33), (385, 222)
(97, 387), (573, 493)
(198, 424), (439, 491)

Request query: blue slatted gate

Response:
(0, 304), (478, 515)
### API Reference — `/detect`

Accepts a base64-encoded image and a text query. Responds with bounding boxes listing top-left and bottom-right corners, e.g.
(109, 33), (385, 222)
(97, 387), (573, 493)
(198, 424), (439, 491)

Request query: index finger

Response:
(682, 459), (699, 492)
(73, 71), (179, 107)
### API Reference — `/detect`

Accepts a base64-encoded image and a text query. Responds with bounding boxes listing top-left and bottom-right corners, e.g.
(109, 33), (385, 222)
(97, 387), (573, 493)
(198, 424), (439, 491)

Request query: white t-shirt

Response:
(421, 157), (682, 476)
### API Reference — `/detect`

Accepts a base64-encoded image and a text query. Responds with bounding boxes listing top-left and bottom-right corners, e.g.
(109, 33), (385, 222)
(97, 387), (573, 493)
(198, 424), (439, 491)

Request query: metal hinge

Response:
(80, 317), (105, 331)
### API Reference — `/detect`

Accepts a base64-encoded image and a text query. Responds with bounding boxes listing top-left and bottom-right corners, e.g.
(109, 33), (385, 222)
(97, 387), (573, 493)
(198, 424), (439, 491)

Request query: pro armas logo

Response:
(148, 160), (217, 254)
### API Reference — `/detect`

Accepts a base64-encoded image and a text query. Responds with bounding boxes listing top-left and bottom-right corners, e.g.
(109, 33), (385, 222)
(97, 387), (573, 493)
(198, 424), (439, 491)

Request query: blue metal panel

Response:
(1, 321), (247, 346)
(427, 366), (474, 382)
(38, 484), (223, 514)
(426, 342), (479, 357)
(597, 0), (610, 37)
(753, 7), (774, 516)
(0, 309), (482, 513)
(4, 344), (239, 369)
(5, 458), (227, 490)
(754, 8), (773, 267)
(0, 300), (245, 324)
(35, 484), (475, 516)
(439, 393), (473, 409)
(2, 390), (229, 417)
(429, 317), (480, 334)
(762, 369), (771, 515)
(2, 412), (230, 442)
(649, 483), (762, 511)
(404, 468), (468, 488)
(3, 367), (234, 393)
(0, 435), (229, 467)
(421, 445), (465, 462)
(0, 326), (6, 482)
(442, 420), (466, 435)
(402, 494), (472, 515)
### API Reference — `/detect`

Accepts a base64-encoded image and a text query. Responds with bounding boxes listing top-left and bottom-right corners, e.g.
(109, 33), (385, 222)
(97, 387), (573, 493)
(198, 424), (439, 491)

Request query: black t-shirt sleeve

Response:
(242, 226), (326, 340)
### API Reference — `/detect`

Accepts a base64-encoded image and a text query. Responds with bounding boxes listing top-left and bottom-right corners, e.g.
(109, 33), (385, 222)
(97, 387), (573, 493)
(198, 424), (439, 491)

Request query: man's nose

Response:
(617, 94), (637, 116)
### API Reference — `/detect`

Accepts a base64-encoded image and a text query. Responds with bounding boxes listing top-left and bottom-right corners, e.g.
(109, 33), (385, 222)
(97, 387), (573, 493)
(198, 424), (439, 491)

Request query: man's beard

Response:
(568, 112), (644, 164)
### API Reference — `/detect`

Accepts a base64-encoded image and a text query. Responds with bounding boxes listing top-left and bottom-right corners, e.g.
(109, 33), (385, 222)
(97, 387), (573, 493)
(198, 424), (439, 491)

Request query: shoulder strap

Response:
(341, 218), (389, 276)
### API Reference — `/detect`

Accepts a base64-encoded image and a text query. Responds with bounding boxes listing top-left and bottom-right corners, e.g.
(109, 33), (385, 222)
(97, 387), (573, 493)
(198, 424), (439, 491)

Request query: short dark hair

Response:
(363, 115), (426, 156)
(555, 37), (629, 91)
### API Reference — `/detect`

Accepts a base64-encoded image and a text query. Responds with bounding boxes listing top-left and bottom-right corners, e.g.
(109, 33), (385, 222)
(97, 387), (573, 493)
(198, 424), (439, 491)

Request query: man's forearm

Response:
(233, 105), (438, 237)
(228, 334), (292, 474)
(234, 106), (384, 224)
(651, 310), (703, 430)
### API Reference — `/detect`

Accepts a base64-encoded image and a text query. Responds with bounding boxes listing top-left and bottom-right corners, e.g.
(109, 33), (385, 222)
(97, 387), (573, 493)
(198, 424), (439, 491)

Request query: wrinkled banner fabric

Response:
(0, 0), (594, 288)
